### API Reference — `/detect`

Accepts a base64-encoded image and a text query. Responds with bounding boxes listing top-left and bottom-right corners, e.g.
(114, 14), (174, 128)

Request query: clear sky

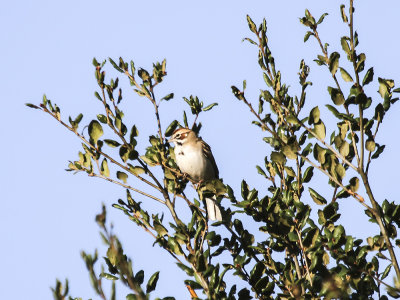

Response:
(2, 0), (400, 299)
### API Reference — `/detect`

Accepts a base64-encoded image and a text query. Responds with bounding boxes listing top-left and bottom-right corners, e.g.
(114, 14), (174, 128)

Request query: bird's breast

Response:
(174, 145), (214, 181)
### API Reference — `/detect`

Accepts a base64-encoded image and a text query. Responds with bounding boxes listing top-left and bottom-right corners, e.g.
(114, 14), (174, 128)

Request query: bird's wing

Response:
(200, 139), (219, 179)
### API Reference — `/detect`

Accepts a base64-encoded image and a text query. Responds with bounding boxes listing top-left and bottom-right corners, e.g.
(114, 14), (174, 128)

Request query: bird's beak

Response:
(167, 137), (175, 143)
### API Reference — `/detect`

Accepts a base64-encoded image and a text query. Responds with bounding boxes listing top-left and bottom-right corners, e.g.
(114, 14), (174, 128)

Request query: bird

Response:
(168, 128), (222, 221)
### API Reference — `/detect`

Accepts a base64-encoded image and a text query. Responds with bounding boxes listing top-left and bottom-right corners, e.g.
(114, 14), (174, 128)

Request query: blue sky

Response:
(2, 1), (400, 299)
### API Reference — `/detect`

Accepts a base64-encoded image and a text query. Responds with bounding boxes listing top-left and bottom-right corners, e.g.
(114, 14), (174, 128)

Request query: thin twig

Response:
(296, 229), (313, 287)
(89, 173), (165, 204)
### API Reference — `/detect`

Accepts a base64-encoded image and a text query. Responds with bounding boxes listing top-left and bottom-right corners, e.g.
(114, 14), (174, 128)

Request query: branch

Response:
(89, 173), (165, 204)
(296, 229), (313, 287)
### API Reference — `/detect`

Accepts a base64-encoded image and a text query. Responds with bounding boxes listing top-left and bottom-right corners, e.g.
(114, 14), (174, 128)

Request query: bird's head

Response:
(168, 128), (195, 146)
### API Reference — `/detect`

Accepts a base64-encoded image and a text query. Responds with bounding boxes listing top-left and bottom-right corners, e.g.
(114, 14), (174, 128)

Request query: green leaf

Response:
(270, 152), (286, 165)
(203, 103), (218, 112)
(146, 271), (160, 293)
(345, 236), (354, 252)
(335, 164), (346, 181)
(288, 231), (298, 242)
(378, 77), (395, 98)
(101, 159), (110, 177)
(366, 139), (376, 152)
(308, 106), (320, 124)
(327, 87), (345, 105)
(246, 15), (257, 33)
(304, 31), (313, 42)
(104, 139), (121, 148)
(381, 264), (392, 280)
(313, 144), (327, 164)
(282, 144), (298, 160)
(340, 67), (353, 82)
(108, 58), (123, 73)
(325, 104), (340, 118)
(340, 4), (348, 23)
(362, 67), (374, 86)
(161, 93), (174, 101)
(333, 225), (345, 242)
(165, 120), (179, 137)
(25, 103), (40, 109)
(100, 272), (118, 280)
(329, 52), (340, 76)
(309, 188), (327, 205)
(339, 141), (350, 157)
(349, 177), (359, 192)
(129, 166), (145, 176)
(371, 144), (385, 159)
(88, 120), (104, 144)
(97, 114), (107, 124)
(303, 166), (314, 183)
(341, 37), (351, 57)
(286, 114), (299, 125)
(313, 121), (326, 140)
(117, 171), (128, 183)
(284, 166), (296, 177)
(317, 13), (328, 25)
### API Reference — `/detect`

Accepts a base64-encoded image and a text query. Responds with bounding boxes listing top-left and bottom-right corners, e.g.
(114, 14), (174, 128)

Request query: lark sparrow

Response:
(168, 128), (222, 221)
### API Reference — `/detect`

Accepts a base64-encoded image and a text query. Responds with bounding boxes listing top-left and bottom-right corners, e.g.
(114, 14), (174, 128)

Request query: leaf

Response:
(371, 144), (385, 159)
(341, 37), (351, 57)
(366, 139), (376, 152)
(329, 52), (340, 76)
(327, 87), (345, 105)
(203, 103), (218, 112)
(88, 120), (104, 144)
(270, 152), (286, 165)
(335, 164), (346, 181)
(309, 188), (327, 205)
(378, 77), (395, 98)
(100, 272), (118, 280)
(303, 166), (314, 183)
(345, 236), (354, 252)
(313, 144), (326, 164)
(340, 4), (348, 23)
(349, 177), (359, 192)
(340, 67), (353, 82)
(282, 144), (298, 160)
(104, 139), (121, 148)
(313, 121), (326, 141)
(339, 141), (350, 157)
(25, 103), (40, 109)
(362, 67), (374, 86)
(161, 93), (174, 101)
(286, 114), (299, 124)
(333, 225), (345, 242)
(325, 104), (340, 118)
(317, 13), (328, 25)
(246, 15), (257, 33)
(165, 120), (179, 137)
(284, 166), (296, 177)
(146, 271), (160, 293)
(101, 159), (110, 177)
(117, 171), (128, 183)
(308, 106), (320, 124)
(129, 166), (145, 176)
(304, 31), (313, 42)
(381, 264), (392, 280)
(97, 114), (107, 124)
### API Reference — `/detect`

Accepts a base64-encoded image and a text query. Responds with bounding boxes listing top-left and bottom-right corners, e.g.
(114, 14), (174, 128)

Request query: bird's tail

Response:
(205, 197), (222, 221)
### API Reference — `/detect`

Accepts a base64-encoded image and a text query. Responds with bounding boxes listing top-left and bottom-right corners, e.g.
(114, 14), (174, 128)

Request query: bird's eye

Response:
(176, 133), (181, 139)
